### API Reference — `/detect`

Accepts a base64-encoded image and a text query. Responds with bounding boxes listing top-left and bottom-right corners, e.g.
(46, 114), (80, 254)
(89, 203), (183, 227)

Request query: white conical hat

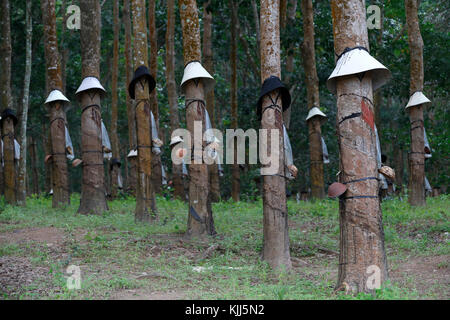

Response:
(180, 61), (215, 94)
(76, 76), (106, 96)
(306, 107), (327, 121)
(327, 47), (391, 94)
(170, 135), (184, 146)
(45, 89), (70, 105)
(127, 149), (137, 157)
(405, 91), (431, 109)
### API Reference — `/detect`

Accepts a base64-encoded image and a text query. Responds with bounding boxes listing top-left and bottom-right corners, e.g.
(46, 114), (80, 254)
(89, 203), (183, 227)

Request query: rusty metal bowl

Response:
(328, 182), (347, 198)
(72, 159), (83, 168)
(378, 165), (395, 181)
(44, 154), (52, 164)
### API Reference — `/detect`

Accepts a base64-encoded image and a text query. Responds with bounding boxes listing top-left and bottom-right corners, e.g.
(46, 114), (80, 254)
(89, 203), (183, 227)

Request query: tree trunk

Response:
(0, 0), (12, 112)
(301, 0), (325, 199)
(78, 0), (108, 215)
(405, 0), (426, 206)
(330, 0), (388, 293)
(260, 0), (291, 270)
(373, 3), (384, 130)
(110, 0), (121, 199)
(251, 0), (260, 61)
(2, 118), (15, 204)
(42, 0), (70, 207)
(131, 0), (157, 222)
(166, 0), (183, 200)
(230, 0), (240, 202)
(28, 136), (39, 195)
(202, 1), (220, 203)
(123, 0), (137, 194)
(148, 0), (163, 194)
(43, 122), (52, 193)
(60, 0), (69, 92)
(0, 0), (13, 199)
(282, 0), (297, 128)
(179, 0), (215, 238)
(17, 0), (32, 205)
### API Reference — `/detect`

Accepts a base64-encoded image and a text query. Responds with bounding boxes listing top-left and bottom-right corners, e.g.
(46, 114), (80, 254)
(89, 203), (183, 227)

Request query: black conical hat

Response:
(128, 66), (156, 99)
(256, 76), (291, 120)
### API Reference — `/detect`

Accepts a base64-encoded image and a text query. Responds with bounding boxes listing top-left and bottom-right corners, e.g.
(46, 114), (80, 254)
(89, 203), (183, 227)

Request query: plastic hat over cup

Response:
(327, 47), (391, 94)
(1, 108), (18, 126)
(405, 91), (431, 109)
(76, 76), (106, 96)
(328, 182), (347, 198)
(306, 106), (327, 122)
(127, 149), (137, 158)
(257, 76), (291, 120)
(170, 135), (184, 146)
(180, 61), (215, 94)
(45, 89), (70, 105)
(128, 66), (156, 100)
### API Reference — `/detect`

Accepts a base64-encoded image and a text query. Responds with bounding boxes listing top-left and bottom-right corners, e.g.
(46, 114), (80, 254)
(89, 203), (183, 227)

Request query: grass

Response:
(0, 193), (448, 300)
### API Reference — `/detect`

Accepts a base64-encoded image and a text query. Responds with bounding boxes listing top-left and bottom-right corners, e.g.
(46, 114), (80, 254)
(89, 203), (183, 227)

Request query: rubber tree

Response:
(131, 0), (157, 222)
(77, 0), (108, 215)
(230, 0), (240, 202)
(166, 0), (184, 199)
(179, 0), (216, 238)
(301, 0), (325, 199)
(202, 0), (220, 202)
(110, 0), (122, 199)
(17, 0), (32, 205)
(42, 0), (70, 208)
(260, 0), (291, 270)
(0, 0), (13, 198)
(330, 0), (388, 293)
(123, 0), (137, 194)
(405, 0), (426, 206)
(282, 0), (297, 128)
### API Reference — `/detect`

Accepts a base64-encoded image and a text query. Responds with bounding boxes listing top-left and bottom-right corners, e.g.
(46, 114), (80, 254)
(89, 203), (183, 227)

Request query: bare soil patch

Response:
(0, 227), (65, 246)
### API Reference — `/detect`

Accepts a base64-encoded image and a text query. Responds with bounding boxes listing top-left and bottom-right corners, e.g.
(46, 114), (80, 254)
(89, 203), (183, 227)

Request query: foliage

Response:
(3, 0), (449, 198)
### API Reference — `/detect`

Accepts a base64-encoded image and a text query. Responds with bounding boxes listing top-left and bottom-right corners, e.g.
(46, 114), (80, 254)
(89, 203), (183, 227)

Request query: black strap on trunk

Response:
(81, 104), (101, 114)
(343, 176), (379, 184)
(261, 91), (282, 117)
(338, 112), (361, 125)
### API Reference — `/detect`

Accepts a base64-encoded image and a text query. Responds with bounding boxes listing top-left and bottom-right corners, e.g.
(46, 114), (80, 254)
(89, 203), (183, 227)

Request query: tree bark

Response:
(179, 0), (215, 238)
(110, 0), (121, 199)
(405, 0), (426, 206)
(132, 0), (157, 222)
(230, 0), (240, 202)
(202, 1), (220, 203)
(301, 0), (325, 199)
(0, 0), (12, 111)
(42, 0), (70, 208)
(17, 0), (32, 205)
(282, 0), (297, 129)
(123, 0), (137, 194)
(330, 0), (388, 293)
(0, 0), (13, 198)
(60, 0), (69, 92)
(166, 0), (183, 200)
(148, 0), (163, 194)
(251, 0), (260, 61)
(78, 0), (108, 214)
(2, 118), (15, 204)
(260, 0), (291, 270)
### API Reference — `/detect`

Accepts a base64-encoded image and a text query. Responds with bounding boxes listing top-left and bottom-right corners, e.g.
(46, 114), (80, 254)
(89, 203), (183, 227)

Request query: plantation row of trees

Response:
(0, 0), (448, 292)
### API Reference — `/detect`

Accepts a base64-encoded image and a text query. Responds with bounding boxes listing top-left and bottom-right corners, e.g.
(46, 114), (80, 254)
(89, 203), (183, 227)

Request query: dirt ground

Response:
(0, 227), (448, 300)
